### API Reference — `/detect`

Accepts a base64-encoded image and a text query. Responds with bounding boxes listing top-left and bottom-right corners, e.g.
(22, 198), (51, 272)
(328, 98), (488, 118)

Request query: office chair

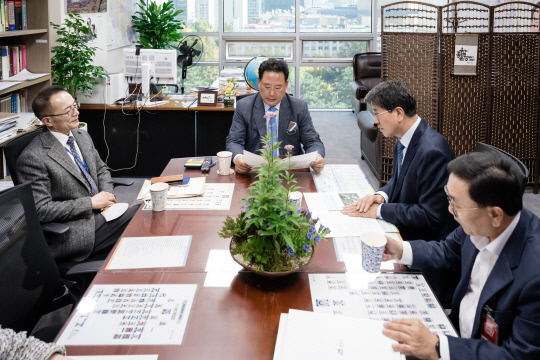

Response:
(474, 142), (529, 195)
(0, 183), (76, 341)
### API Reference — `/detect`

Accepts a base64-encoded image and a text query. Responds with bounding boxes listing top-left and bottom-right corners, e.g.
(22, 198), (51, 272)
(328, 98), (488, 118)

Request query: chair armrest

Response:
(65, 260), (104, 276)
(113, 178), (134, 186)
(351, 80), (369, 100)
(42, 222), (70, 235)
(357, 111), (378, 143)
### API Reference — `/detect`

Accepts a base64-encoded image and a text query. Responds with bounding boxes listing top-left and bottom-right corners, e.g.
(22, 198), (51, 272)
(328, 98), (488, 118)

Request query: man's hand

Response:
(91, 191), (116, 211)
(382, 319), (440, 360)
(49, 354), (74, 360)
(382, 235), (404, 261)
(355, 194), (385, 213)
(234, 155), (252, 174)
(341, 203), (378, 218)
(310, 155), (325, 172)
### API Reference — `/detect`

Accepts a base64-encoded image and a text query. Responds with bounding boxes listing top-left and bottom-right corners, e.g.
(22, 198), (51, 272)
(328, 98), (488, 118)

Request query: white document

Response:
(143, 183), (234, 211)
(243, 150), (318, 169)
(101, 203), (129, 222)
(71, 356), (158, 360)
(57, 284), (197, 346)
(308, 273), (458, 338)
(0, 81), (21, 91)
(106, 236), (192, 270)
(275, 309), (402, 360)
(312, 164), (374, 195)
(203, 249), (242, 287)
(138, 177), (206, 201)
(304, 192), (384, 237)
(2, 69), (49, 81)
(378, 219), (400, 233)
(14, 112), (38, 131)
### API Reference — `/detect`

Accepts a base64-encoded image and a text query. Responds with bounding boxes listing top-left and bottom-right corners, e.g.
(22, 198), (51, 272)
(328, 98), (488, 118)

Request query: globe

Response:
(244, 56), (268, 91)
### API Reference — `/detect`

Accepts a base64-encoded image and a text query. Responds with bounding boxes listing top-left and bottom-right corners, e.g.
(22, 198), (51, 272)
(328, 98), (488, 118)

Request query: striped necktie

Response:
(67, 136), (98, 196)
(396, 140), (405, 177)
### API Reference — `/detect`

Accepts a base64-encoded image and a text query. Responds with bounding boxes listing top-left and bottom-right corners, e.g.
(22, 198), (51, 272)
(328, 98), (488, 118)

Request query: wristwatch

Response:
(435, 335), (441, 358)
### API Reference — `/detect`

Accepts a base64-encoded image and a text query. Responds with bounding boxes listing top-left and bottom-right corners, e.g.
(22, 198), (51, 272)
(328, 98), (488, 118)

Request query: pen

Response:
(210, 161), (217, 168)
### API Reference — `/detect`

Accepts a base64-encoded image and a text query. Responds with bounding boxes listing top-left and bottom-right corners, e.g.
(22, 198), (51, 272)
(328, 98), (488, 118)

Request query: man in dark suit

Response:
(342, 80), (457, 240)
(16, 86), (137, 264)
(226, 58), (325, 174)
(381, 152), (540, 360)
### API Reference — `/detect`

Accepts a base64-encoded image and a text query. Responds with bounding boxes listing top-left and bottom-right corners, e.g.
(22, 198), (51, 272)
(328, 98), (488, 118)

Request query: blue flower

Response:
(286, 244), (295, 256)
(287, 211), (291, 215)
(308, 211), (312, 218)
(315, 234), (321, 243)
(303, 244), (310, 252)
(297, 208), (301, 213)
(306, 232), (313, 240)
(310, 225), (316, 233)
(241, 203), (249, 212)
(267, 222), (271, 227)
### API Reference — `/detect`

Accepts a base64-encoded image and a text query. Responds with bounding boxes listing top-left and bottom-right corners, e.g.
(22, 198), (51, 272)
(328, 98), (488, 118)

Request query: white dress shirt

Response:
(50, 130), (85, 166)
(398, 212), (521, 359)
(376, 117), (422, 218)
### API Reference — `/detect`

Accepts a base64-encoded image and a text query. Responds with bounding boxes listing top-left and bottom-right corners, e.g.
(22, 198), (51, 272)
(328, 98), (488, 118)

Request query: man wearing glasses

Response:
(16, 86), (137, 265)
(342, 80), (457, 241)
(381, 152), (540, 360)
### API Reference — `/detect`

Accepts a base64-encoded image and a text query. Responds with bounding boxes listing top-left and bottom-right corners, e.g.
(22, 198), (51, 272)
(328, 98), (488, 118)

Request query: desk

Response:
(57, 158), (404, 359)
(79, 99), (235, 177)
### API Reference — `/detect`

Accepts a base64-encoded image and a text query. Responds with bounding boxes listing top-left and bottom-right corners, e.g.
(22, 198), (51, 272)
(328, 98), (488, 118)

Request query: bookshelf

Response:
(0, 0), (51, 107)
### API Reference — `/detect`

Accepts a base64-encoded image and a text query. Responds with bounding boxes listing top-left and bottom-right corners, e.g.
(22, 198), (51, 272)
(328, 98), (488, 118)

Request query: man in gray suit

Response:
(16, 86), (137, 264)
(226, 58), (325, 174)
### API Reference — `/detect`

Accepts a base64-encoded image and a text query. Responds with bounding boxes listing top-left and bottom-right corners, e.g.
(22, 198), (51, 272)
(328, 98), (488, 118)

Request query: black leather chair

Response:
(474, 142), (529, 194)
(0, 184), (76, 341)
(351, 52), (382, 114)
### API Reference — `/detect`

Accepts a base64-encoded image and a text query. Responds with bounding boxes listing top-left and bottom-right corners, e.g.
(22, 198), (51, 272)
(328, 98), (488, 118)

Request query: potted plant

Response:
(50, 14), (108, 98)
(131, 0), (184, 49)
(218, 133), (330, 275)
(219, 77), (240, 108)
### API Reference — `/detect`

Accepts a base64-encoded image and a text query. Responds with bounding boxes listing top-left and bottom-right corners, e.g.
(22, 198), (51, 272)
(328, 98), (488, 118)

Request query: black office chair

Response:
(474, 142), (529, 194)
(0, 184), (76, 341)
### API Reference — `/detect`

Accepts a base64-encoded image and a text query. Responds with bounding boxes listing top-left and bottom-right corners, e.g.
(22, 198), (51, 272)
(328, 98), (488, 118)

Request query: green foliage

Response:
(50, 13), (108, 98)
(218, 134), (331, 272)
(131, 0), (184, 49)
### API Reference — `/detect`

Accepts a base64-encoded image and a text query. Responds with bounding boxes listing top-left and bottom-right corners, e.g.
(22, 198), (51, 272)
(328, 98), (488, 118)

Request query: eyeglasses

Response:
(444, 185), (483, 217)
(45, 102), (80, 118)
(372, 108), (393, 118)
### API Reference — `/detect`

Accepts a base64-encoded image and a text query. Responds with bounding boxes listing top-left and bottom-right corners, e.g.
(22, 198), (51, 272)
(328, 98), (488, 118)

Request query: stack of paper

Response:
(274, 309), (403, 360)
(1, 69), (49, 81)
(138, 177), (206, 201)
(0, 113), (17, 143)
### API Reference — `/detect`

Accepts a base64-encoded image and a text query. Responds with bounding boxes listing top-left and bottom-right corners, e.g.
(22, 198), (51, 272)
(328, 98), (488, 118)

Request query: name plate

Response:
(197, 90), (218, 106)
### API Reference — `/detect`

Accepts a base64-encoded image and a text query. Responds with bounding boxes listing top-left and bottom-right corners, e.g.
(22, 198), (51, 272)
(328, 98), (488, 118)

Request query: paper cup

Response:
(288, 191), (302, 207)
(360, 232), (387, 273)
(149, 182), (168, 212)
(217, 151), (233, 175)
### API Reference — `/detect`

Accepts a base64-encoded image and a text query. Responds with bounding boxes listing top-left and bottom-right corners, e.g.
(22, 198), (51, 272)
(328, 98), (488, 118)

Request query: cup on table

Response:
(288, 191), (302, 207)
(149, 182), (168, 212)
(217, 151), (233, 175)
(360, 232), (387, 273)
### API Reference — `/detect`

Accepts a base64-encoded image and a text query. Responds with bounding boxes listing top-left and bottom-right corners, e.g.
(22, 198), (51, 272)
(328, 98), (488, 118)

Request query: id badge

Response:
(481, 304), (499, 345)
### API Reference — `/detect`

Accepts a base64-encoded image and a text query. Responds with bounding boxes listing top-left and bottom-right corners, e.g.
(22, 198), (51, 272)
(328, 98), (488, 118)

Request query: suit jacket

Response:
(409, 209), (540, 360)
(379, 119), (457, 240)
(16, 128), (113, 262)
(226, 93), (325, 159)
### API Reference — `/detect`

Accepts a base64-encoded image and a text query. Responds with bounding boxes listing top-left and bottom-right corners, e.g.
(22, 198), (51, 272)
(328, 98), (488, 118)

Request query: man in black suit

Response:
(342, 80), (457, 241)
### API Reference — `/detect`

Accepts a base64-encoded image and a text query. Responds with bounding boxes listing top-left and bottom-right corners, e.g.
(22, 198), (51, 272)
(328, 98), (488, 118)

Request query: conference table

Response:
(57, 158), (401, 359)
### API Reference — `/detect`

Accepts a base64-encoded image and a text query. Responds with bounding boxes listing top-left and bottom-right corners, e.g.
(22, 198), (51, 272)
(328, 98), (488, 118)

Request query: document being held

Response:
(243, 150), (318, 169)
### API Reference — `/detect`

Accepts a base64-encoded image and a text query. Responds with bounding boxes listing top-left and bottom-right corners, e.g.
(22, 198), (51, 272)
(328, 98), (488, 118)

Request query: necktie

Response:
(67, 136), (98, 196)
(268, 106), (278, 157)
(396, 140), (405, 177)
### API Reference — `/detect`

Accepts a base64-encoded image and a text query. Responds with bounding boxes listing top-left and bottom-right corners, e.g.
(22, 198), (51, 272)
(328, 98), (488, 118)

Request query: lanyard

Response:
(64, 146), (89, 173)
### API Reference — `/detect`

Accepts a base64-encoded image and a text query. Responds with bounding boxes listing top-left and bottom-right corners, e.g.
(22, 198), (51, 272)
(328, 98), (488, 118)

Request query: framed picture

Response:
(197, 91), (218, 106)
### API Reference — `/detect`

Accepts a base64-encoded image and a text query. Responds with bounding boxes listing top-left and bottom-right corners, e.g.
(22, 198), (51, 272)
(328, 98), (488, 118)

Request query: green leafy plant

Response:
(218, 133), (330, 272)
(50, 14), (108, 98)
(131, 0), (184, 49)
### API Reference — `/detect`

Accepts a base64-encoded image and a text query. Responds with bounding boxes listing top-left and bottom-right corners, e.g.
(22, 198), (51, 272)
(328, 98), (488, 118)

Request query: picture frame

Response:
(197, 90), (218, 106)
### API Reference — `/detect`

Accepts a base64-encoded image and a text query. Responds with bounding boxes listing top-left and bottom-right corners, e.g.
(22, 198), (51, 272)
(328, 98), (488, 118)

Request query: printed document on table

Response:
(304, 192), (384, 236)
(312, 164), (374, 195)
(274, 309), (402, 360)
(143, 183), (234, 210)
(309, 273), (458, 338)
(71, 356), (158, 360)
(138, 177), (206, 200)
(106, 236), (192, 270)
(243, 150), (318, 169)
(57, 284), (197, 346)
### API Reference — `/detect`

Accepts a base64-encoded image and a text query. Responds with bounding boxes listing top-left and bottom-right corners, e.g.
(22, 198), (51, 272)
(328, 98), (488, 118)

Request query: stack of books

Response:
(1, 0), (28, 32)
(0, 112), (17, 144)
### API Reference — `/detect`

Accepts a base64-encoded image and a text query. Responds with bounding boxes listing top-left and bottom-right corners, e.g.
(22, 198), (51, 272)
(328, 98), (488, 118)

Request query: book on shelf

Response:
(0, 46), (8, 79)
(20, 44), (25, 70)
(21, 0), (26, 30)
(13, 0), (20, 30)
(7, 0), (14, 31)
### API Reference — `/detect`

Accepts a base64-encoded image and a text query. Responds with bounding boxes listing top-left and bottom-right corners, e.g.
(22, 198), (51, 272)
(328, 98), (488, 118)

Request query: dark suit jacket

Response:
(16, 128), (113, 262)
(225, 93), (325, 159)
(379, 119), (457, 240)
(409, 209), (540, 360)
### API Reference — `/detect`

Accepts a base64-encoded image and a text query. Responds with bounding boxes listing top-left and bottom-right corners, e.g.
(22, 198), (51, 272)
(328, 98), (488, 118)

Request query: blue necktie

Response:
(396, 140), (405, 177)
(268, 106), (278, 157)
(67, 136), (98, 196)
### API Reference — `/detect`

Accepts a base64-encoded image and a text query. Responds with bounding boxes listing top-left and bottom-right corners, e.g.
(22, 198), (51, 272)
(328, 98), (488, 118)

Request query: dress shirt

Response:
(233, 101), (282, 164)
(50, 130), (85, 166)
(376, 117), (421, 218)
(398, 212), (521, 360)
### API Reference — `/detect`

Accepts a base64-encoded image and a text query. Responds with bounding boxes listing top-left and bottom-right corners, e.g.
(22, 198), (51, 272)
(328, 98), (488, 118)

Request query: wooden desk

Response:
(79, 99), (236, 177)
